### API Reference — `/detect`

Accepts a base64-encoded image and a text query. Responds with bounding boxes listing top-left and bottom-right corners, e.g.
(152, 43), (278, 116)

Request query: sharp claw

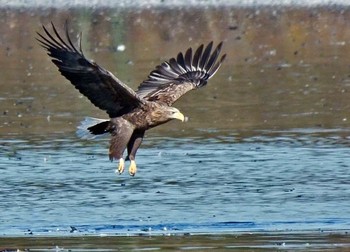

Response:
(115, 158), (125, 174)
(129, 160), (137, 176)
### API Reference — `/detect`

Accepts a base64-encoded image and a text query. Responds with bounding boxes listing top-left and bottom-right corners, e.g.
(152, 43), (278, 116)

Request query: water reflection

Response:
(1, 7), (350, 138)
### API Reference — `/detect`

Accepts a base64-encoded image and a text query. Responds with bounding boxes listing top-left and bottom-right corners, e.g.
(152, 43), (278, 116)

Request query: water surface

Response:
(1, 4), (350, 251)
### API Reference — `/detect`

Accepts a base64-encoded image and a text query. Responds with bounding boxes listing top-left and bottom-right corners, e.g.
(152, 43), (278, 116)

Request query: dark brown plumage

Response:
(37, 22), (226, 176)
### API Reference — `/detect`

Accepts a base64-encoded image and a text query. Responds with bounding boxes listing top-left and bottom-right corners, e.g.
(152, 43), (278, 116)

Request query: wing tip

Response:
(37, 21), (84, 55)
(186, 41), (226, 80)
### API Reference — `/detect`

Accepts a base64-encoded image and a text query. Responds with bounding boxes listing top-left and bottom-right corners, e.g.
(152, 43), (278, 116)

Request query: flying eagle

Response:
(37, 23), (226, 176)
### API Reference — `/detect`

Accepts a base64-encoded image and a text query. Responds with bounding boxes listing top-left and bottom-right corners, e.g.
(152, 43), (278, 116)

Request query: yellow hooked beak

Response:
(172, 111), (186, 122)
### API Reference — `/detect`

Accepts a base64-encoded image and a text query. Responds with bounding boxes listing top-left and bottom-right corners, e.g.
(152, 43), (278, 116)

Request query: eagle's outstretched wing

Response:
(136, 42), (226, 106)
(37, 22), (143, 118)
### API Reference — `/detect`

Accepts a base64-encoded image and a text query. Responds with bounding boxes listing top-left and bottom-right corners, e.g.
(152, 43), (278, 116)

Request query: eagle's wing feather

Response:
(37, 23), (143, 118)
(136, 42), (226, 106)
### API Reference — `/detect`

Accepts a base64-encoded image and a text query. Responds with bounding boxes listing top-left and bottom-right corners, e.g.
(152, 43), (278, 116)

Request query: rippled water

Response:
(1, 131), (350, 236)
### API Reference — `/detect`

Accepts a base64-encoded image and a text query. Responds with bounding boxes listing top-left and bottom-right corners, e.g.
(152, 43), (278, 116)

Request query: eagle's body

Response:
(37, 23), (226, 176)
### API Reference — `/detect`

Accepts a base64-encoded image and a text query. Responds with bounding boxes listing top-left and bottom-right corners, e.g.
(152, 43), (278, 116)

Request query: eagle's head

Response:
(150, 105), (186, 125)
(166, 107), (186, 122)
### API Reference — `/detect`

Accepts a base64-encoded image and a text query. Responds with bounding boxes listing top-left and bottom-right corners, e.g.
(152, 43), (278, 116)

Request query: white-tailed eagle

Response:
(37, 22), (226, 176)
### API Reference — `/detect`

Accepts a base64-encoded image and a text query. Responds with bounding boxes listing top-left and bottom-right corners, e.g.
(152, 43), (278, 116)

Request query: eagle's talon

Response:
(116, 158), (125, 174)
(129, 160), (137, 176)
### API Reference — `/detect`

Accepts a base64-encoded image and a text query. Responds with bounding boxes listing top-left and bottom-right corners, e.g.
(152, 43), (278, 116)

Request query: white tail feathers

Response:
(76, 117), (109, 140)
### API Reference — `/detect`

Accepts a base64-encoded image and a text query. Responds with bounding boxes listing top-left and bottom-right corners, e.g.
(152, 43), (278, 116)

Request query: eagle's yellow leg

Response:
(115, 158), (125, 174)
(129, 160), (137, 176)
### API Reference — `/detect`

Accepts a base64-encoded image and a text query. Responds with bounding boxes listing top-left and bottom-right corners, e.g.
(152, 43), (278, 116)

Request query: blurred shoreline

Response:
(1, 231), (349, 251)
(1, 0), (350, 9)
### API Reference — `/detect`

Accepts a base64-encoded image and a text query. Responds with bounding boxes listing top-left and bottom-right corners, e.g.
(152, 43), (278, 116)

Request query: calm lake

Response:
(1, 3), (350, 251)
